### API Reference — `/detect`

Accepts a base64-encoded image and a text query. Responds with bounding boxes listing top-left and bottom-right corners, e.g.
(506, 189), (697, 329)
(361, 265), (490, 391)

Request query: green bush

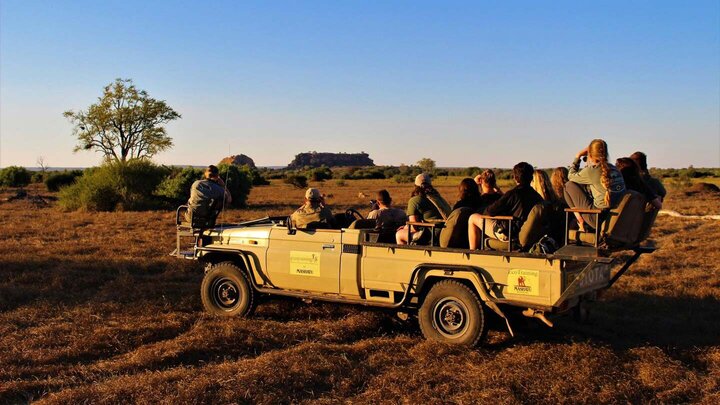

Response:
(393, 174), (413, 184)
(58, 160), (169, 211)
(45, 170), (83, 192)
(31, 172), (45, 184)
(247, 166), (270, 186)
(155, 167), (204, 202)
(0, 166), (32, 187)
(284, 174), (308, 189)
(309, 167), (333, 181)
(58, 174), (121, 211)
(217, 164), (253, 208)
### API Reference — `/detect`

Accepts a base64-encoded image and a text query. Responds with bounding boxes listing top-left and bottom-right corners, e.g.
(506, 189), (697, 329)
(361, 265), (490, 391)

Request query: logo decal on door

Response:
(290, 251), (321, 277)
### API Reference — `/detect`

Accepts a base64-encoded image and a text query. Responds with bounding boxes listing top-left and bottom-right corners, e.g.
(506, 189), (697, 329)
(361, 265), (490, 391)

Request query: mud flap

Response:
(484, 299), (515, 337)
(473, 273), (514, 337)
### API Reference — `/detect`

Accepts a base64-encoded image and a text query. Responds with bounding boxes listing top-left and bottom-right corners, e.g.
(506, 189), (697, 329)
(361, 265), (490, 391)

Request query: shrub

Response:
(0, 166), (32, 187)
(217, 164), (253, 208)
(45, 170), (84, 192)
(247, 166), (270, 186)
(155, 167), (204, 202)
(309, 167), (333, 181)
(58, 174), (121, 211)
(31, 172), (45, 184)
(58, 160), (169, 211)
(284, 174), (308, 189)
(393, 174), (413, 184)
(335, 179), (347, 187)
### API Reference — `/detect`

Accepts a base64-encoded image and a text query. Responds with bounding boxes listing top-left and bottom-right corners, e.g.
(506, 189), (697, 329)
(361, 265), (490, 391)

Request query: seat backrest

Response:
(603, 191), (645, 247)
(439, 207), (474, 248)
(348, 218), (377, 229)
(636, 203), (658, 243)
(518, 203), (547, 249)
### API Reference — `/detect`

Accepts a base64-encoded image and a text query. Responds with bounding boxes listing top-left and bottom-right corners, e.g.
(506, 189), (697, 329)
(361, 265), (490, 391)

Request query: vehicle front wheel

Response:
(201, 262), (256, 317)
(418, 280), (487, 346)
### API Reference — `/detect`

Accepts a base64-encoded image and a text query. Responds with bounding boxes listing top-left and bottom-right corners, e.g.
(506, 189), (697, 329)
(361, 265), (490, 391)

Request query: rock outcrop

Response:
(218, 154), (256, 168)
(288, 152), (374, 168)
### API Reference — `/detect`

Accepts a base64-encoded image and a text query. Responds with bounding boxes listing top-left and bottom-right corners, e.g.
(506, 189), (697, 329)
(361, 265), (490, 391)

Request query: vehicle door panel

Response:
(266, 227), (342, 293)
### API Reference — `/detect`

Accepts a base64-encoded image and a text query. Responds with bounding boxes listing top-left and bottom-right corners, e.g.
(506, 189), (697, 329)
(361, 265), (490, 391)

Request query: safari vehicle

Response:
(172, 191), (657, 346)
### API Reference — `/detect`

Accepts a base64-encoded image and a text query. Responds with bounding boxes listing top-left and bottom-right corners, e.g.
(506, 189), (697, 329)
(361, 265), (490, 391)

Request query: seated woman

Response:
(453, 178), (483, 211)
(475, 169), (503, 211)
(551, 167), (569, 206)
(367, 189), (407, 231)
(615, 157), (662, 210)
(565, 139), (626, 231)
(468, 162), (542, 249)
(396, 173), (452, 245)
(630, 151), (666, 201)
(532, 169), (565, 242)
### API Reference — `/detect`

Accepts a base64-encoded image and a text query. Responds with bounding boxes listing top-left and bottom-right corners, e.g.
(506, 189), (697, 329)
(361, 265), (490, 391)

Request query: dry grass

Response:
(1, 181), (719, 404)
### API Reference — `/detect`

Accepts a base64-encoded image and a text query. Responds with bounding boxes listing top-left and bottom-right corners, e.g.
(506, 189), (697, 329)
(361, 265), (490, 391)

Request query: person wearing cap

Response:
(185, 165), (232, 225)
(395, 173), (452, 245)
(291, 188), (336, 229)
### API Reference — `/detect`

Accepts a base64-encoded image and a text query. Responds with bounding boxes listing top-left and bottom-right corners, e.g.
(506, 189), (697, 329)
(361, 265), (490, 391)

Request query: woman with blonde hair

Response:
(533, 169), (565, 242)
(531, 170), (558, 203)
(550, 167), (569, 205)
(565, 139), (626, 231)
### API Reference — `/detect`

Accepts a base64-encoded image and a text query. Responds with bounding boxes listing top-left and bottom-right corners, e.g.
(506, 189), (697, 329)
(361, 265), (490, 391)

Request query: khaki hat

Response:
(305, 188), (322, 201)
(414, 173), (432, 186)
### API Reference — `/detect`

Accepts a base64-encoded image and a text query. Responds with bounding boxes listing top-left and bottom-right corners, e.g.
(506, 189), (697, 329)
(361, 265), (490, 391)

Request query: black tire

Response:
(201, 262), (256, 317)
(418, 280), (487, 346)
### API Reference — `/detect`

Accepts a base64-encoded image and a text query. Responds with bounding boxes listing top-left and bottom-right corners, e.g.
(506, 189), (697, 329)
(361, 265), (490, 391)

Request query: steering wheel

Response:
(345, 209), (363, 221)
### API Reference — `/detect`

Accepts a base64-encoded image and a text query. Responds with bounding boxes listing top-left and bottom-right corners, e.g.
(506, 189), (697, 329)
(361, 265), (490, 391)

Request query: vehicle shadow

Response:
(497, 292), (720, 350)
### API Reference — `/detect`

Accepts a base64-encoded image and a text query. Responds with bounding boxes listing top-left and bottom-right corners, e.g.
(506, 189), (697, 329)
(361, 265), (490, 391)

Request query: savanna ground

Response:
(1, 178), (719, 404)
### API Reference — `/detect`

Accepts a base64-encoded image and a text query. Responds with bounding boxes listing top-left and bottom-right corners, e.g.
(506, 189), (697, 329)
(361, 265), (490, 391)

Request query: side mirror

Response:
(286, 216), (296, 235)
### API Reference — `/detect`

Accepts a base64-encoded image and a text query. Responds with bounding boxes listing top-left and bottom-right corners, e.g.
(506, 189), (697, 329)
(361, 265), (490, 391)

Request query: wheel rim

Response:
(432, 297), (469, 338)
(211, 277), (241, 311)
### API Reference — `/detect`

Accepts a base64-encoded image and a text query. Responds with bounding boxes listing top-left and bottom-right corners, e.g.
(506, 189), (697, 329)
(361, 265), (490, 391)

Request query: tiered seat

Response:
(439, 207), (474, 249)
(566, 190), (655, 250)
(483, 203), (547, 252)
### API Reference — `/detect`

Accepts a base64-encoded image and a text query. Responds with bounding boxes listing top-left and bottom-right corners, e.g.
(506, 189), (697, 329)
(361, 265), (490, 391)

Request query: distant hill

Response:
(288, 152), (374, 168)
(218, 154), (256, 168)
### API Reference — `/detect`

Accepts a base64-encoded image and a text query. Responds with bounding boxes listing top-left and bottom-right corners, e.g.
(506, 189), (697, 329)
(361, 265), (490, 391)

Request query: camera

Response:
(369, 199), (379, 211)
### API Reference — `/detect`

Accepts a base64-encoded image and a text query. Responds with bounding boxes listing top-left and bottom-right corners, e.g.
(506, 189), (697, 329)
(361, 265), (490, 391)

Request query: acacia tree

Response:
(417, 157), (436, 174)
(64, 78), (181, 163)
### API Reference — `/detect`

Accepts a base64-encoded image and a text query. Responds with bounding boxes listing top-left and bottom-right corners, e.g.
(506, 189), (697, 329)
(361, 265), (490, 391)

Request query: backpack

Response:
(529, 235), (559, 255)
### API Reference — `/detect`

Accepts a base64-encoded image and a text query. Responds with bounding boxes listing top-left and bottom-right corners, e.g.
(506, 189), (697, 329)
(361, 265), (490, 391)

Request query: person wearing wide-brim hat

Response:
(291, 188), (335, 229)
(395, 173), (451, 245)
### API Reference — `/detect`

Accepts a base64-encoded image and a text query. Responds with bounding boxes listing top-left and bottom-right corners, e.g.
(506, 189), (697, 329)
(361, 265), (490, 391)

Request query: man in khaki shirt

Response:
(291, 188), (335, 229)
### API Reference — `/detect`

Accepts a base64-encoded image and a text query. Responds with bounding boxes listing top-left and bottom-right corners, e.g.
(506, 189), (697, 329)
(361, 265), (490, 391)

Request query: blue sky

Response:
(1, 0), (718, 168)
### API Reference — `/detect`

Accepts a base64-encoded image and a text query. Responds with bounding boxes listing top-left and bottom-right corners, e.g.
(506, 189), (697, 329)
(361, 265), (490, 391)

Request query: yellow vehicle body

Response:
(186, 218), (639, 341)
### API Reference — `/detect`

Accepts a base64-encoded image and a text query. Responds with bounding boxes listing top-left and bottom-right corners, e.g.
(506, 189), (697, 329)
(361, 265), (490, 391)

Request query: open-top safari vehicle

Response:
(172, 190), (657, 346)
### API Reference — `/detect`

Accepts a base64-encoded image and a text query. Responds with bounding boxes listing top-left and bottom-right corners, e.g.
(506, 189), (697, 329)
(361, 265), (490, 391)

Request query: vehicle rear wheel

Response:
(201, 262), (256, 317)
(418, 280), (487, 346)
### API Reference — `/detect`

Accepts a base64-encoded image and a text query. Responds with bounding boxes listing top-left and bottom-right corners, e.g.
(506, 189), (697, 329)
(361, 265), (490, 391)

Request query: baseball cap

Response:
(414, 173), (432, 187)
